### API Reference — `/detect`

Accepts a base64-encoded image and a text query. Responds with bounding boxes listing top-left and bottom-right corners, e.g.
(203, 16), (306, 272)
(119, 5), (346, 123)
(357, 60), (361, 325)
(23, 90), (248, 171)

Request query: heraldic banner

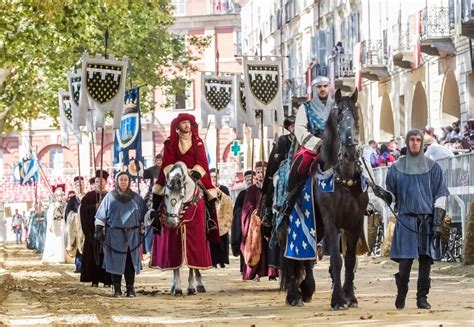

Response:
(232, 75), (256, 139)
(113, 87), (143, 178)
(243, 57), (284, 127)
(201, 72), (234, 129)
(67, 69), (84, 134)
(58, 89), (81, 146)
(79, 53), (128, 129)
(13, 157), (40, 186)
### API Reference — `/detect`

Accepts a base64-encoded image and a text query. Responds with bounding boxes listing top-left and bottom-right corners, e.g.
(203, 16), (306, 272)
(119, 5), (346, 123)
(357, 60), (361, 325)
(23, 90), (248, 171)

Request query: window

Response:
(50, 147), (63, 172)
(171, 0), (186, 16)
(174, 80), (194, 110)
(318, 29), (327, 66)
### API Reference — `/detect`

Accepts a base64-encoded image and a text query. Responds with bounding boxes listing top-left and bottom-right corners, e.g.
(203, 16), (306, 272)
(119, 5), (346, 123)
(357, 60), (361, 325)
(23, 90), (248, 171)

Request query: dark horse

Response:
(281, 88), (368, 309)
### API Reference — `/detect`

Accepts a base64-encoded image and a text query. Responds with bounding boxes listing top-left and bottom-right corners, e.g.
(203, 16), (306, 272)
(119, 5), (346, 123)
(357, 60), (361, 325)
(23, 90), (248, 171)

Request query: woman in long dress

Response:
(42, 185), (67, 263)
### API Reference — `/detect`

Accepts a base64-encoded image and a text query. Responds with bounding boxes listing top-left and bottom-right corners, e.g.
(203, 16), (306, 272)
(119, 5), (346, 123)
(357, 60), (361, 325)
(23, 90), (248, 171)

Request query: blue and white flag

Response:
(285, 176), (317, 260)
(13, 158), (40, 185)
(113, 87), (143, 177)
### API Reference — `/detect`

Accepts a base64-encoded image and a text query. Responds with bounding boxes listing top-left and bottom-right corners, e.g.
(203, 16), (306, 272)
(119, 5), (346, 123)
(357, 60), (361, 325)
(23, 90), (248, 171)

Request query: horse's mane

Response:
(167, 162), (187, 192)
(320, 106), (340, 168)
(320, 96), (359, 168)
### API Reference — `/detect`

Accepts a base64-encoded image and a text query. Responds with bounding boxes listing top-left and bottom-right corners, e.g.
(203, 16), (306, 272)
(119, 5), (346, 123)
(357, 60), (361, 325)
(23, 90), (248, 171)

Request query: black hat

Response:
(255, 161), (267, 168)
(95, 169), (109, 180)
(89, 177), (96, 185)
(284, 115), (296, 131)
(209, 168), (219, 174)
(244, 170), (255, 177)
(73, 176), (84, 182)
(155, 154), (163, 159)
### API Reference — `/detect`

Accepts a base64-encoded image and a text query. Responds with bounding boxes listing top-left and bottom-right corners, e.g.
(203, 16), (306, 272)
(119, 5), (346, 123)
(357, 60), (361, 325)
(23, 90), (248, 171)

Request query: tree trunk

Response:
(463, 202), (474, 265)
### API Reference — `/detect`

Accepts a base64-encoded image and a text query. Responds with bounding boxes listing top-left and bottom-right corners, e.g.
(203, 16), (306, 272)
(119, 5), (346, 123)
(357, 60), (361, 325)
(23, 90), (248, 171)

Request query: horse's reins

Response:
(361, 157), (433, 236)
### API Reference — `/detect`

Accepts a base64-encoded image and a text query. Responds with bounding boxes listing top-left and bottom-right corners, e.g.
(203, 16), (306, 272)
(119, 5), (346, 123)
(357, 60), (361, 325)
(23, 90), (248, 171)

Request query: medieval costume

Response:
(95, 172), (149, 297)
(42, 185), (67, 263)
(374, 129), (449, 310)
(262, 116), (296, 271)
(64, 176), (85, 273)
(142, 154), (162, 254)
(79, 170), (112, 286)
(209, 168), (232, 268)
(150, 113), (213, 270)
(283, 76), (333, 218)
(231, 170), (254, 272)
(152, 113), (219, 242)
(240, 162), (277, 280)
(27, 203), (46, 252)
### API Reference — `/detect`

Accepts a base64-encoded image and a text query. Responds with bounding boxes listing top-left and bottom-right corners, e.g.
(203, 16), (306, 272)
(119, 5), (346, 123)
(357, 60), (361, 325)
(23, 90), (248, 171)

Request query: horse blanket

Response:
(285, 176), (317, 260)
(150, 188), (212, 270)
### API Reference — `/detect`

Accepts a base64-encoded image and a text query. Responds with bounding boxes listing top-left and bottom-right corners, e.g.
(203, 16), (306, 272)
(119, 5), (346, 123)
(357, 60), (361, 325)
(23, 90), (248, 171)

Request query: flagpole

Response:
(90, 132), (97, 173)
(77, 143), (82, 193)
(99, 28), (109, 204)
(215, 48), (220, 169)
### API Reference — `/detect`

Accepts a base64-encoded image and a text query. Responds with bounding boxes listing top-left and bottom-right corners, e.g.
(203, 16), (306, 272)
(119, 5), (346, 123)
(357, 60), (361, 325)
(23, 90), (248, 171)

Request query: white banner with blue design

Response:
(284, 176), (317, 260)
(113, 87), (143, 178)
(58, 89), (81, 146)
(13, 158), (40, 185)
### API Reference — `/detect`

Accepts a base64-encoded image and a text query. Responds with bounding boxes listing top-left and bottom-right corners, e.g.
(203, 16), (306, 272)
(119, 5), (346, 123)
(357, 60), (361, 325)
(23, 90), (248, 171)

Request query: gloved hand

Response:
(150, 210), (162, 235)
(152, 193), (163, 211)
(94, 225), (104, 242)
(432, 207), (446, 238)
(372, 185), (392, 205)
(190, 170), (202, 181)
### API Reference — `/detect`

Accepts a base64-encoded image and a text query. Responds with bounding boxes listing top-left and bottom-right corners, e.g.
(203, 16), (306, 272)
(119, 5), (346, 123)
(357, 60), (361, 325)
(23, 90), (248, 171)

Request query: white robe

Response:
(42, 203), (66, 264)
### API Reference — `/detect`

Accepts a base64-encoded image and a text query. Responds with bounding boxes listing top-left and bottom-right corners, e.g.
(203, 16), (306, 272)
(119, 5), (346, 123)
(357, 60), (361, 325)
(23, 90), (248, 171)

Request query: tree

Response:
(0, 0), (209, 135)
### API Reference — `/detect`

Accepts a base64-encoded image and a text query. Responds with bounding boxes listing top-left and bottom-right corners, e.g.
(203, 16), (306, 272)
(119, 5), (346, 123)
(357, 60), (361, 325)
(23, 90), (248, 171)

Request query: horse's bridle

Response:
(333, 102), (362, 187)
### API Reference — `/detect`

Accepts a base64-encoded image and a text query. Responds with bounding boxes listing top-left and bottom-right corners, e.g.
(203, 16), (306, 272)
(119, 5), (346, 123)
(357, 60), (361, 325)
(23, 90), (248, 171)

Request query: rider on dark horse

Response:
(151, 113), (220, 243)
(282, 76), (333, 219)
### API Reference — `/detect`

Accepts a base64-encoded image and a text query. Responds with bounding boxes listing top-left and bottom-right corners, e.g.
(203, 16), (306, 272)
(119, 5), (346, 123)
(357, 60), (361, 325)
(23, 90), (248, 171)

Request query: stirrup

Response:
(206, 218), (217, 233)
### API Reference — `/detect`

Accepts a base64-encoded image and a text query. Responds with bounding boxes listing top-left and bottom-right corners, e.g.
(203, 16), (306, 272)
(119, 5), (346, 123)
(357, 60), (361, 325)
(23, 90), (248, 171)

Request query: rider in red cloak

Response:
(151, 114), (219, 268)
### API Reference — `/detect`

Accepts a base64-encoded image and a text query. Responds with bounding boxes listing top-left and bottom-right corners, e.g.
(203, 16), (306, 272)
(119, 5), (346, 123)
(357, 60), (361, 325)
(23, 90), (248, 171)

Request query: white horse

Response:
(162, 162), (210, 296)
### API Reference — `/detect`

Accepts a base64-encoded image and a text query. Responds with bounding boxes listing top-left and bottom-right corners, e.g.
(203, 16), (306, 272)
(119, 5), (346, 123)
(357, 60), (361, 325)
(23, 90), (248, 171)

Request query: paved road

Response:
(0, 243), (473, 325)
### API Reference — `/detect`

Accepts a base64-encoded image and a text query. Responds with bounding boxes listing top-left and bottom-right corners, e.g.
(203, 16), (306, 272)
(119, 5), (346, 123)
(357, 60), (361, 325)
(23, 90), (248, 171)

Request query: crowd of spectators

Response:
(363, 120), (473, 168)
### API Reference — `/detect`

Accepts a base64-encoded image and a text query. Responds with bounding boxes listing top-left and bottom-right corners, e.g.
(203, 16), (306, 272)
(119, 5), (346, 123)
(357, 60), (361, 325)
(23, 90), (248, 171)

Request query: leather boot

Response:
(395, 273), (409, 309)
(113, 283), (122, 297)
(126, 285), (136, 297)
(416, 278), (431, 309)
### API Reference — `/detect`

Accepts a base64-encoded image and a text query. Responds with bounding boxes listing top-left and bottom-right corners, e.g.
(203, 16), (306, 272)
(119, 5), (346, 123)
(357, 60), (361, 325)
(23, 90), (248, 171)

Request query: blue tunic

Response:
(95, 192), (147, 275)
(386, 162), (449, 260)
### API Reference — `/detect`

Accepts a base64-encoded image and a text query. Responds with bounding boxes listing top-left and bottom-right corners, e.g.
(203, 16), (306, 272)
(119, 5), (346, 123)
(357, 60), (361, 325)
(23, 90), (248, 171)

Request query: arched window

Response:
(50, 146), (63, 172)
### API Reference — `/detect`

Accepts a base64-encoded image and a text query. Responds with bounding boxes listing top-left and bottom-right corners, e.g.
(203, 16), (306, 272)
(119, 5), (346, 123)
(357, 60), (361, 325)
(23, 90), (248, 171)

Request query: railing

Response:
(311, 64), (329, 77)
(329, 53), (354, 78)
(392, 20), (412, 52)
(361, 39), (388, 66)
(420, 6), (454, 39)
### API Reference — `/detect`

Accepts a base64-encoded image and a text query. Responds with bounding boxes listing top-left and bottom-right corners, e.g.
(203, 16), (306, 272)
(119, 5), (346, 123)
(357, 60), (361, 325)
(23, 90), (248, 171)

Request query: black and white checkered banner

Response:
(201, 72), (234, 129)
(79, 52), (128, 129)
(58, 89), (81, 145)
(232, 75), (257, 139)
(243, 57), (284, 126)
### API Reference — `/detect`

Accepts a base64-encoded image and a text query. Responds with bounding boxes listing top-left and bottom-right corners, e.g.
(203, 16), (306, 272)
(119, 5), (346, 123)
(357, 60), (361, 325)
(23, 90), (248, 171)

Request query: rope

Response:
(361, 158), (433, 236)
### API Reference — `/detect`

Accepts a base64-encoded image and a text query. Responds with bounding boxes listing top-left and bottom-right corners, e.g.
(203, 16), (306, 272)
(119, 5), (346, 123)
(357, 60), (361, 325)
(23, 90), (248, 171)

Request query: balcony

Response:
(460, 0), (474, 37)
(420, 6), (455, 56)
(329, 54), (355, 91)
(391, 19), (413, 69)
(360, 40), (390, 82)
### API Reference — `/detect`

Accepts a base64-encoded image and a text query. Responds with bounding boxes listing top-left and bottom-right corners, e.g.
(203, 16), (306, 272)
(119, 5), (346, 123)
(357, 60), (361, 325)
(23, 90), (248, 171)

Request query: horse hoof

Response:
(302, 295), (312, 303)
(170, 287), (183, 296)
(196, 285), (206, 293)
(187, 288), (196, 295)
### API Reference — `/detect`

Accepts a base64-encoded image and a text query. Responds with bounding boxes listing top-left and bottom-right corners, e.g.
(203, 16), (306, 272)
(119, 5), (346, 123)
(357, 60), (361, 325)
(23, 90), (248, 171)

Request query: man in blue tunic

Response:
(373, 129), (449, 310)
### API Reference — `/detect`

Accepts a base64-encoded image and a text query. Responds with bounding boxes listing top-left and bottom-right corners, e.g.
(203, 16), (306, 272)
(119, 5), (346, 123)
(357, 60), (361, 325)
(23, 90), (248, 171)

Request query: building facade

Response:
(241, 0), (474, 144)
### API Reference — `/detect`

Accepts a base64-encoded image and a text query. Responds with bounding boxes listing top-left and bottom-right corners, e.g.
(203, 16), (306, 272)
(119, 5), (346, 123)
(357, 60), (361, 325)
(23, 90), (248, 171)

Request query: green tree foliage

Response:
(0, 0), (209, 134)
